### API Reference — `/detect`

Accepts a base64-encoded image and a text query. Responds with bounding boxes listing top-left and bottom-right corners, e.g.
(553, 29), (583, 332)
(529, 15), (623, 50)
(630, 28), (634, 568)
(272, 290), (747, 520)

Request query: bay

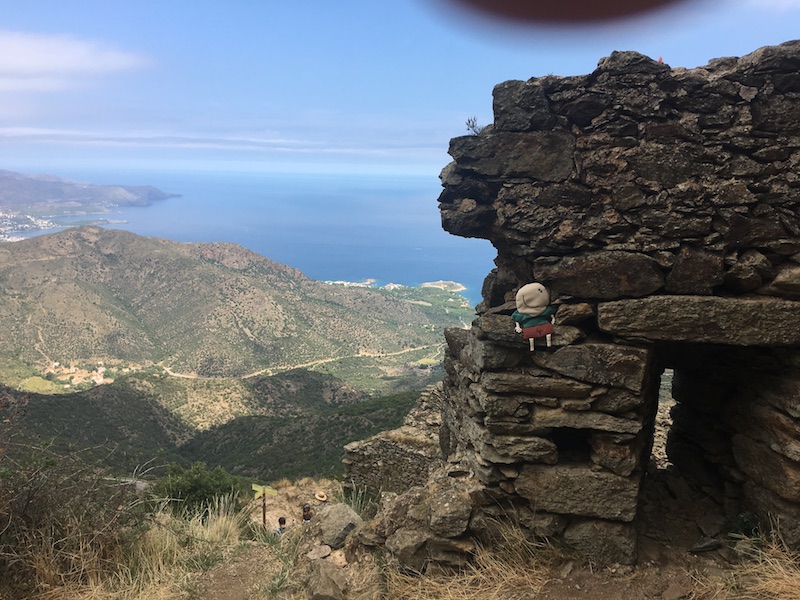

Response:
(31, 169), (495, 304)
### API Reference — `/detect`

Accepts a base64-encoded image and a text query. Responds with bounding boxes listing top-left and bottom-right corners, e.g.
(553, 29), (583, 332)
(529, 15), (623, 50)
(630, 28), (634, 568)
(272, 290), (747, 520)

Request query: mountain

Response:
(0, 226), (473, 392)
(0, 169), (179, 216)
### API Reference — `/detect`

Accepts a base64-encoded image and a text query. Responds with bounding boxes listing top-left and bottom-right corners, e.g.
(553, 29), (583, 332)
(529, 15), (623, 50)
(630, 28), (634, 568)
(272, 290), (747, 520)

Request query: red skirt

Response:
(522, 323), (554, 340)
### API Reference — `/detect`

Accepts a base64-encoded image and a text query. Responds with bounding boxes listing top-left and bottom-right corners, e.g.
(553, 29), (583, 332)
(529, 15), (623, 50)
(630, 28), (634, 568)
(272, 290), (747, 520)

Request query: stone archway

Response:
(432, 42), (800, 564)
(345, 41), (800, 568)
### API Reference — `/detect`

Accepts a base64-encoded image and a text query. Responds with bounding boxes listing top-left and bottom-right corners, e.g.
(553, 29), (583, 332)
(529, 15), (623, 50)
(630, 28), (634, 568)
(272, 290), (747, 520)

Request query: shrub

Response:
(149, 462), (249, 514)
(465, 116), (486, 135)
(0, 441), (140, 599)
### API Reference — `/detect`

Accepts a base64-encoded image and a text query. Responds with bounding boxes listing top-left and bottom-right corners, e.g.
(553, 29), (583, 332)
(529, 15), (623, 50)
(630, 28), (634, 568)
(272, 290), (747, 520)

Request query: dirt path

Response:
(158, 344), (442, 380)
(241, 344), (441, 379)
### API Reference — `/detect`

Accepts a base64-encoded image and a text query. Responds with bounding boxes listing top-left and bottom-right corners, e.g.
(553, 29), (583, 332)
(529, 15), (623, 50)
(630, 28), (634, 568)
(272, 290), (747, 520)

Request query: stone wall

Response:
(350, 40), (800, 569)
(343, 384), (443, 493)
(436, 40), (800, 563)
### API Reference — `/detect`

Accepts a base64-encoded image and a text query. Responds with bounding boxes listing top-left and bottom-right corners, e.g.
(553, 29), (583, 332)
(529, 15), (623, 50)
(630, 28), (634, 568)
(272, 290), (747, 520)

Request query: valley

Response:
(0, 224), (475, 482)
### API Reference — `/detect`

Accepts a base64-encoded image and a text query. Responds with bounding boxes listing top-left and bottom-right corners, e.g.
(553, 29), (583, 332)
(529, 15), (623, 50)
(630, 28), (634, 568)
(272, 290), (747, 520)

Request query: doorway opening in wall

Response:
(637, 355), (737, 560)
(651, 368), (675, 470)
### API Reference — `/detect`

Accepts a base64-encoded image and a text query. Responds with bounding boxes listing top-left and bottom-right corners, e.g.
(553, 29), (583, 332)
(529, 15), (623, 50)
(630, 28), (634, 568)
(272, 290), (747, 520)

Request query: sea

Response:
(19, 169), (496, 305)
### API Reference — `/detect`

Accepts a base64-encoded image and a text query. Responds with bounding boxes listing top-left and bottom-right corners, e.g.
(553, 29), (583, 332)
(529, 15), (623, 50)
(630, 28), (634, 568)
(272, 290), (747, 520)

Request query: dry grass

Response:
(26, 496), (248, 600)
(727, 534), (800, 600)
(382, 521), (563, 600)
(689, 531), (800, 600)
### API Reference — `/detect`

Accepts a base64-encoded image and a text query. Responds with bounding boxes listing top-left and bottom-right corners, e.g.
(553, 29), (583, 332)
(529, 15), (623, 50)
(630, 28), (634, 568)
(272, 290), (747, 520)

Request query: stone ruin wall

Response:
(343, 383), (444, 493)
(346, 40), (800, 568)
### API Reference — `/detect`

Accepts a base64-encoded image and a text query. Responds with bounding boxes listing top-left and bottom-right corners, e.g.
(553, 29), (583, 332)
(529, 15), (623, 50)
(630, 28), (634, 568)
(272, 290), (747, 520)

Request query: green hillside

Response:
(121, 367), (366, 430)
(1, 382), (189, 472)
(1, 378), (418, 480)
(178, 391), (420, 481)
(0, 226), (474, 392)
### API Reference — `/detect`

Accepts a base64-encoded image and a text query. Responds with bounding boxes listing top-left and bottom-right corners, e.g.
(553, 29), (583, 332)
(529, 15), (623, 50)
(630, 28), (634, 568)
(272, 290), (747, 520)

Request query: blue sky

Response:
(0, 0), (798, 178)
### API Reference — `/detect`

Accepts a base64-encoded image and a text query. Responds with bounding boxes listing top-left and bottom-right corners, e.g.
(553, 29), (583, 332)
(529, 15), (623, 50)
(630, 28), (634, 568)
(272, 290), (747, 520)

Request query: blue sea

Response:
(24, 170), (495, 305)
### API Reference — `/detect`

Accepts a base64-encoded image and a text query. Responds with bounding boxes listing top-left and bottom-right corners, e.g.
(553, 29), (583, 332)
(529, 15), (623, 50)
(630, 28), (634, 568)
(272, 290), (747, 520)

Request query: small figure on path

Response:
(274, 516), (287, 536)
(302, 503), (314, 523)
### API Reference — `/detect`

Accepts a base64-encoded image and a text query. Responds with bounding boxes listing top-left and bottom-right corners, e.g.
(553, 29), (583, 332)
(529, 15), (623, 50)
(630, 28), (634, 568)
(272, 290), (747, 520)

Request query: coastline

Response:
(324, 278), (467, 294)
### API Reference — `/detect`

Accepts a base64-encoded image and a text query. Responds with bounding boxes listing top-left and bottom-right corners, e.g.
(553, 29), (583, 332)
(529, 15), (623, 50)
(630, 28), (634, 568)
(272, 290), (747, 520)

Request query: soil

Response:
(194, 386), (739, 600)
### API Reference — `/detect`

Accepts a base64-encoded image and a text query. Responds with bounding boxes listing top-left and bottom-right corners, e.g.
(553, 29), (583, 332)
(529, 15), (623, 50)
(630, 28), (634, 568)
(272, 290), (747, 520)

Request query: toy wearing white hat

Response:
(512, 282), (556, 351)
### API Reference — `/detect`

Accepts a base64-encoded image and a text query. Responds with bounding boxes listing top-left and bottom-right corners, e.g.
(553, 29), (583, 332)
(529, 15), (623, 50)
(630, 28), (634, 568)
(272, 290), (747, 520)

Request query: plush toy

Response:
(512, 282), (556, 351)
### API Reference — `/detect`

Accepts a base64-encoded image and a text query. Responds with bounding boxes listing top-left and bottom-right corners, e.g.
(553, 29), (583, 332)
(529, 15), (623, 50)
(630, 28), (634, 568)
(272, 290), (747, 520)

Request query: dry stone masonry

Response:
(343, 384), (443, 493)
(347, 40), (800, 568)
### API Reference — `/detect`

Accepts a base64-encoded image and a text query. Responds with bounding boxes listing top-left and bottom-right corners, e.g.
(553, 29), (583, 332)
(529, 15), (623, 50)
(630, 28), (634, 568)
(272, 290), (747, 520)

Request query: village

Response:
(41, 361), (120, 388)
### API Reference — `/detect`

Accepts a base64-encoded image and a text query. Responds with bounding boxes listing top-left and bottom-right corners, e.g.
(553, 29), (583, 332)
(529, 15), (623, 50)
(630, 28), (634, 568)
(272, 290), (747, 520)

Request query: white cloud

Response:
(0, 30), (150, 92)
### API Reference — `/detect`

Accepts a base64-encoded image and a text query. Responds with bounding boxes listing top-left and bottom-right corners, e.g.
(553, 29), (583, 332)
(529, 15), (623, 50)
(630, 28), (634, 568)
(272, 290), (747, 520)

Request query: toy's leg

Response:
(546, 333), (552, 348)
(529, 338), (536, 352)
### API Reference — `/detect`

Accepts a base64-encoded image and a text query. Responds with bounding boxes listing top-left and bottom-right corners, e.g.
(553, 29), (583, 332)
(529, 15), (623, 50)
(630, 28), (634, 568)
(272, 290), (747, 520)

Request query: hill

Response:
(0, 381), (189, 470)
(1, 373), (418, 479)
(178, 391), (419, 480)
(0, 226), (474, 392)
(0, 169), (179, 216)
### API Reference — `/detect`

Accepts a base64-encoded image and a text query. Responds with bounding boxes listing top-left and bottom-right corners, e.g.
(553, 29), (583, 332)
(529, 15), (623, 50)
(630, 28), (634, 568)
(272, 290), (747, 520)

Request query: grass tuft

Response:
(383, 520), (563, 600)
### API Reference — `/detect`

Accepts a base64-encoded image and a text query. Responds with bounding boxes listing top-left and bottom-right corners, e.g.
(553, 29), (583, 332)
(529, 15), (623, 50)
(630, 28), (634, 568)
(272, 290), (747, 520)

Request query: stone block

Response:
(462, 332), (523, 371)
(742, 372), (800, 419)
(428, 477), (475, 538)
(443, 326), (470, 355)
(743, 481), (800, 548)
(473, 313), (520, 344)
(492, 79), (556, 132)
(385, 528), (432, 572)
(533, 343), (652, 393)
(766, 263), (800, 296)
(478, 433), (558, 465)
(534, 251), (664, 299)
(590, 388), (645, 413)
(426, 537), (477, 569)
(532, 406), (643, 435)
(554, 302), (596, 325)
(448, 131), (575, 180)
(480, 370), (594, 397)
(732, 434), (800, 502)
(728, 398), (800, 463)
(471, 384), (530, 418)
(515, 464), (640, 521)
(563, 519), (638, 565)
(665, 246), (724, 294)
(589, 433), (643, 476)
(598, 295), (800, 346)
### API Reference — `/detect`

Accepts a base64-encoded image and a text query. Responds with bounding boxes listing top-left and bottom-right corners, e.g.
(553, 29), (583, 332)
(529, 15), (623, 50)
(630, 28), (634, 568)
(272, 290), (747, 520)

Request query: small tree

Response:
(466, 116), (485, 135)
(150, 462), (248, 514)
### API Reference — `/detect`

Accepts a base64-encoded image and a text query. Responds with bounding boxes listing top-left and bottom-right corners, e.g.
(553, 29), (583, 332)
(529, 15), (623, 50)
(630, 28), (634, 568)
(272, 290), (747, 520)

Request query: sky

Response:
(0, 0), (798, 178)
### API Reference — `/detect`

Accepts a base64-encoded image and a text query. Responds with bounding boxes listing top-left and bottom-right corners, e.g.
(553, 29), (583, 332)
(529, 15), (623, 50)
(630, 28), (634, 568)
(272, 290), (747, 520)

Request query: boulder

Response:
(307, 559), (348, 600)
(319, 503), (363, 550)
(385, 528), (432, 573)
